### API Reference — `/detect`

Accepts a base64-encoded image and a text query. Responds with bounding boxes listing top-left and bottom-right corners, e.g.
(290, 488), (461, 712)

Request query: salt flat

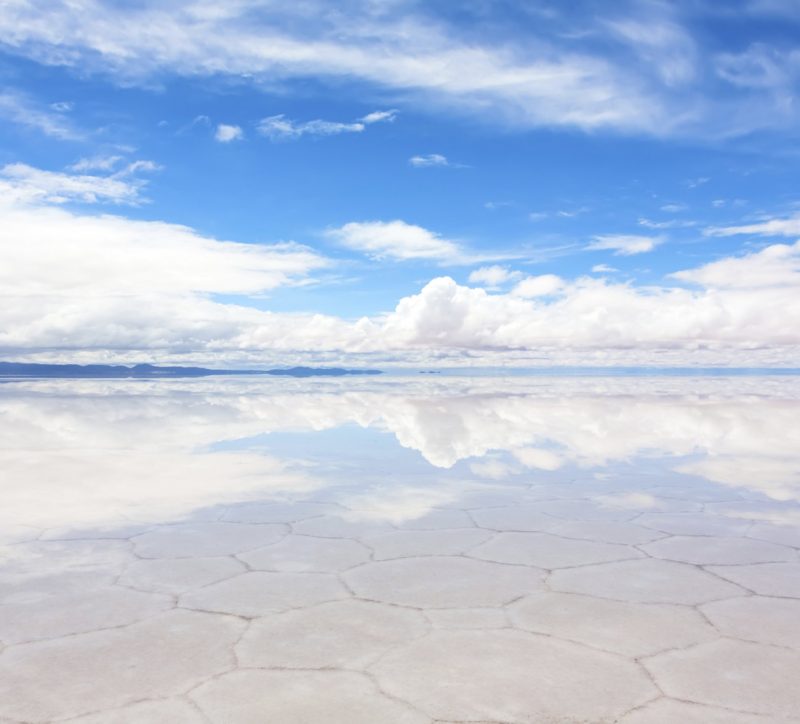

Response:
(1, 375), (799, 723)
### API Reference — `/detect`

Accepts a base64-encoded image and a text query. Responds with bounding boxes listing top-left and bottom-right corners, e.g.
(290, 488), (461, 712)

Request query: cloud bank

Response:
(2, 189), (799, 366)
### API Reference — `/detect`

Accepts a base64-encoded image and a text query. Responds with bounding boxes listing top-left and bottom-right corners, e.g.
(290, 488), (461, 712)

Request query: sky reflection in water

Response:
(2, 374), (799, 534)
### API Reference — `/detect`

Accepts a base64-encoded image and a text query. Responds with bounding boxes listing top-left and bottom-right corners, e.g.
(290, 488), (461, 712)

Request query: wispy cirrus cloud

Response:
(2, 1), (796, 138)
(360, 109), (398, 124)
(0, 90), (81, 139)
(257, 109), (396, 141)
(705, 213), (800, 237)
(68, 155), (124, 172)
(0, 161), (159, 206)
(409, 154), (452, 168)
(586, 234), (662, 255)
(258, 114), (365, 140)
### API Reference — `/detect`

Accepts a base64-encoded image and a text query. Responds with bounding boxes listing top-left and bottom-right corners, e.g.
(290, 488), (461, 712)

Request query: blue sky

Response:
(1, 0), (799, 366)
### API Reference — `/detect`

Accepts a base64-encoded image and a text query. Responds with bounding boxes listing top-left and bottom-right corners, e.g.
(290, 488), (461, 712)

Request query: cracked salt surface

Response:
(1, 375), (800, 723)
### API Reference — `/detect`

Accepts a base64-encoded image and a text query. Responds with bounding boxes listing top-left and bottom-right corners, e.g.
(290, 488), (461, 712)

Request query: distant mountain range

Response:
(0, 362), (382, 379)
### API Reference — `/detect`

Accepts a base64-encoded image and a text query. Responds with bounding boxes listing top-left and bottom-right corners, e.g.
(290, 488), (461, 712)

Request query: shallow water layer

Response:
(1, 375), (799, 723)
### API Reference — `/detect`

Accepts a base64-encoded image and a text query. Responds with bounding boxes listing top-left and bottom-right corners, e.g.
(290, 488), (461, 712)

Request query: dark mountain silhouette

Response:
(0, 362), (382, 379)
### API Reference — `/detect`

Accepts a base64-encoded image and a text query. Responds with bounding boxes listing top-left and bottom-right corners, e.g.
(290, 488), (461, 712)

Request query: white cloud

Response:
(660, 203), (688, 212)
(592, 264), (618, 273)
(377, 273), (800, 364)
(705, 213), (800, 238)
(511, 274), (564, 298)
(715, 43), (796, 89)
(50, 100), (73, 112)
(468, 265), (522, 288)
(587, 234), (662, 255)
(639, 217), (696, 229)
(214, 123), (243, 142)
(326, 220), (462, 261)
(2, 191), (800, 366)
(672, 241), (800, 289)
(0, 1), (712, 137)
(0, 203), (328, 300)
(360, 109), (397, 124)
(0, 91), (79, 139)
(2, 2), (796, 139)
(0, 162), (156, 205)
(257, 114), (364, 140)
(68, 156), (124, 172)
(606, 12), (697, 86)
(409, 154), (450, 168)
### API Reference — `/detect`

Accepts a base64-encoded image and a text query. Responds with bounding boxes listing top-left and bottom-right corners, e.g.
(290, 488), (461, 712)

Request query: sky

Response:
(1, 0), (799, 367)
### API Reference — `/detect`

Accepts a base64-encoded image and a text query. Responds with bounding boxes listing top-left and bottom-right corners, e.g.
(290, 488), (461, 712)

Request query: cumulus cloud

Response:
(257, 114), (364, 140)
(215, 123), (243, 142)
(2, 189), (800, 365)
(705, 213), (800, 237)
(0, 162), (157, 205)
(326, 220), (462, 261)
(511, 274), (564, 298)
(376, 273), (800, 362)
(587, 234), (662, 255)
(672, 240), (800, 289)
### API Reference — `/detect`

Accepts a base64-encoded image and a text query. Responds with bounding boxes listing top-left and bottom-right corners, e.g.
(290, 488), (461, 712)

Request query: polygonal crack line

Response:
(126, 559), (249, 598)
(359, 666), (435, 721)
(388, 623), (666, 696)
(108, 579), (179, 607)
(613, 693), (667, 722)
(50, 692), (214, 724)
(507, 528), (654, 552)
(694, 564), (778, 596)
(177, 578), (352, 621)
(542, 579), (752, 608)
(664, 694), (782, 722)
(185, 664), (433, 722)
(0, 604), (183, 649)
(465, 551), (644, 574)
(222, 510), (331, 525)
(646, 550), (797, 567)
(228, 615), (254, 670)
(633, 667), (797, 722)
(743, 532), (800, 552)
(36, 530), (152, 543)
(245, 533), (375, 566)
(500, 603), (700, 667)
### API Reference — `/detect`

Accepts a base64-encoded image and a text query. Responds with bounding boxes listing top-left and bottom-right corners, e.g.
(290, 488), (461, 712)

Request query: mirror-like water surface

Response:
(1, 376), (799, 722)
